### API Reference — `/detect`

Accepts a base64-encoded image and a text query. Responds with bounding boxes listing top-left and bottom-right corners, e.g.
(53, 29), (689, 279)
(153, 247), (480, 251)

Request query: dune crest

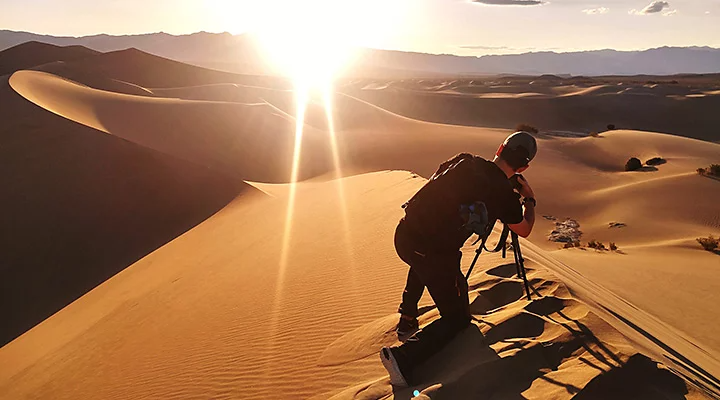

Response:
(10, 70), (331, 182)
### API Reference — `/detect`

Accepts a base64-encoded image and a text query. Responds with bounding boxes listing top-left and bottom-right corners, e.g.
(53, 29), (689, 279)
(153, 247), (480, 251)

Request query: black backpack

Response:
(402, 154), (494, 249)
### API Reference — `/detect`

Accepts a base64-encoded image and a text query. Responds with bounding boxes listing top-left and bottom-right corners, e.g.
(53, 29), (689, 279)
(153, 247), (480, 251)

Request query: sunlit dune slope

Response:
(0, 171), (709, 399)
(10, 70), (331, 182)
(0, 75), (249, 347)
(36, 61), (157, 96)
(9, 70), (455, 182)
(518, 129), (720, 357)
(152, 83), (409, 132)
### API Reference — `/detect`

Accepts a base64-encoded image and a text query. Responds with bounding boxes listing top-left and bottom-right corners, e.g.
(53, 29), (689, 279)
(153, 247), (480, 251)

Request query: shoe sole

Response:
(397, 327), (420, 343)
(380, 347), (409, 387)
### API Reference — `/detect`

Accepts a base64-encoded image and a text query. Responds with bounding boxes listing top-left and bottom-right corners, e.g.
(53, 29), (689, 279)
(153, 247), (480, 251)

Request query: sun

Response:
(248, 0), (393, 88)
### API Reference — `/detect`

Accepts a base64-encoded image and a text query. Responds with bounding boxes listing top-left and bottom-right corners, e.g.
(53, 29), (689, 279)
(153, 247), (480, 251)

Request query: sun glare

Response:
(248, 0), (397, 87)
(220, 0), (405, 335)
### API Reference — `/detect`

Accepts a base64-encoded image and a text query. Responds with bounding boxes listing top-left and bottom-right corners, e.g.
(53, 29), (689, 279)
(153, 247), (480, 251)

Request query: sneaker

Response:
(396, 315), (419, 341)
(380, 347), (409, 387)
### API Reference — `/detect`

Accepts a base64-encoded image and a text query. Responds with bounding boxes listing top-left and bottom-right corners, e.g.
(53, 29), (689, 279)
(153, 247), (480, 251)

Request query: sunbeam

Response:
(278, 83), (309, 297)
(322, 86), (355, 274)
(261, 81), (310, 385)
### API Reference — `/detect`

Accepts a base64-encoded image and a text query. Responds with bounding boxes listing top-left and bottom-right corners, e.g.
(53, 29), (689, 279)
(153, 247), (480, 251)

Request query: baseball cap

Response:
(502, 131), (538, 168)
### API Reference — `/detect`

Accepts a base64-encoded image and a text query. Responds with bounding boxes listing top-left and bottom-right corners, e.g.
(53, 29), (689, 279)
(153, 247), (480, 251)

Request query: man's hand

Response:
(515, 174), (535, 199)
(508, 175), (536, 238)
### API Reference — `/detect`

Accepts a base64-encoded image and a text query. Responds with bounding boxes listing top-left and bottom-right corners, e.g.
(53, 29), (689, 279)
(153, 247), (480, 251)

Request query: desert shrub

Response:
(596, 242), (607, 251)
(645, 157), (666, 166)
(609, 242), (618, 251)
(697, 168), (706, 175)
(574, 241), (582, 248)
(587, 239), (598, 249)
(710, 164), (720, 177)
(516, 124), (539, 134)
(697, 236), (719, 252)
(564, 242), (575, 249)
(607, 124), (616, 131)
(625, 157), (642, 171)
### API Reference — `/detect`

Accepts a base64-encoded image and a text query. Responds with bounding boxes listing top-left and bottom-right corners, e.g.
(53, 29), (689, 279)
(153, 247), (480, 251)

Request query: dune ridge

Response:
(0, 41), (99, 76)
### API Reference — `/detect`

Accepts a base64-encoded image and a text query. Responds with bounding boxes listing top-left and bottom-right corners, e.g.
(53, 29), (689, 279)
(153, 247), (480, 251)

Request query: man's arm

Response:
(508, 175), (536, 238)
(508, 201), (535, 238)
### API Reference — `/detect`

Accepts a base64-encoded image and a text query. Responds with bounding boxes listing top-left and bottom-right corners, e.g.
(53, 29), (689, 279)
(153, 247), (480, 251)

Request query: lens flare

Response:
(278, 83), (309, 293)
(264, 82), (309, 384)
(322, 85), (356, 285)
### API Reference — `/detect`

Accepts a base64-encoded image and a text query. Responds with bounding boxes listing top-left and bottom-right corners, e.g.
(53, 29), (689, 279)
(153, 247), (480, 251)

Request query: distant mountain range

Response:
(2, 29), (720, 76)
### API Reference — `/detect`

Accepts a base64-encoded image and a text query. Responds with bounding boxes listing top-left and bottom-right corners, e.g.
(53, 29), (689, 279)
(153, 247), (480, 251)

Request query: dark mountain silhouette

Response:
(3, 29), (720, 76)
(2, 29), (720, 76)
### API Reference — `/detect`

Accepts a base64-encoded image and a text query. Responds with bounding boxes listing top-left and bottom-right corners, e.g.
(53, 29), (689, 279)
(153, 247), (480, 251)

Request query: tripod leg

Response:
(465, 247), (483, 281)
(511, 233), (532, 300)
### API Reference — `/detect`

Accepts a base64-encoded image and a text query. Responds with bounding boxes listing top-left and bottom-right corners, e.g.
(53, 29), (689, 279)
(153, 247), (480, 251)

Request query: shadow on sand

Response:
(389, 262), (692, 400)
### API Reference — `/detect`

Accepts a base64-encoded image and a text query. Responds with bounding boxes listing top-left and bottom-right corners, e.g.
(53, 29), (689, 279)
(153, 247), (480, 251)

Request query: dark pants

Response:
(394, 218), (471, 373)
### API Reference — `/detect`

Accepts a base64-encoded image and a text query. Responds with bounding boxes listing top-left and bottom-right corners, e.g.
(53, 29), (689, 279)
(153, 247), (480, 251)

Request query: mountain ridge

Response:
(2, 29), (720, 76)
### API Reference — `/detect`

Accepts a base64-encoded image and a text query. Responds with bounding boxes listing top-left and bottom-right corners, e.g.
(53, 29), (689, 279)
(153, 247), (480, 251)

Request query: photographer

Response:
(380, 131), (538, 387)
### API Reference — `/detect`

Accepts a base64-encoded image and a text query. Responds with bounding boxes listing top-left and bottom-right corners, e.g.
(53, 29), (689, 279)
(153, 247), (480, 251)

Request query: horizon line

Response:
(2, 28), (720, 58)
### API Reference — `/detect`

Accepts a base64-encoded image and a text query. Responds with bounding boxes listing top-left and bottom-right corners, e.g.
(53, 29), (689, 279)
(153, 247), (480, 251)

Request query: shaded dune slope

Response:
(0, 75), (253, 347)
(48, 47), (290, 89)
(343, 81), (720, 142)
(0, 41), (99, 76)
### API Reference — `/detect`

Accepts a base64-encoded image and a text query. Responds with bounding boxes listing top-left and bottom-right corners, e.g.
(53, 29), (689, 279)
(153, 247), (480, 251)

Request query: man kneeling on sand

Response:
(381, 131), (538, 387)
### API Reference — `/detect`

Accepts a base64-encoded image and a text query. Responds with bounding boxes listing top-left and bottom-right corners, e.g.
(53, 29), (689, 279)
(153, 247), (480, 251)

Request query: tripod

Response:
(464, 224), (533, 301)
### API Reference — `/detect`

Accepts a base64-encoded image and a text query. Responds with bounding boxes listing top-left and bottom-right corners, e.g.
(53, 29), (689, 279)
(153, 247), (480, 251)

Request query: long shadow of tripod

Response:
(465, 224), (533, 301)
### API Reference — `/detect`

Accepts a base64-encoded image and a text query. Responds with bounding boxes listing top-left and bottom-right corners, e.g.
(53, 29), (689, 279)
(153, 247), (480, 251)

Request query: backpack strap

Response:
(402, 153), (475, 210)
(429, 153), (473, 180)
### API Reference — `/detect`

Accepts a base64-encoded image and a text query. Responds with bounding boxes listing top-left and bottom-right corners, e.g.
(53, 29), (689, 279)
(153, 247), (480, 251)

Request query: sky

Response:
(1, 0), (719, 56)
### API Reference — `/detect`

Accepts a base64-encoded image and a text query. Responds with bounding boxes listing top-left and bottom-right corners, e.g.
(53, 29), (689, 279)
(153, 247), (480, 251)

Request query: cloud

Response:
(629, 1), (671, 15)
(663, 9), (677, 16)
(582, 7), (609, 15)
(472, 0), (544, 5)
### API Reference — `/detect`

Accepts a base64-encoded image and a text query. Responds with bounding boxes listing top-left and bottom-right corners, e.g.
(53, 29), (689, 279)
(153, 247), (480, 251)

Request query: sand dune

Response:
(50, 47), (289, 89)
(0, 171), (710, 399)
(10, 70), (331, 182)
(0, 41), (99, 76)
(343, 78), (720, 142)
(0, 75), (247, 347)
(1, 49), (720, 398)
